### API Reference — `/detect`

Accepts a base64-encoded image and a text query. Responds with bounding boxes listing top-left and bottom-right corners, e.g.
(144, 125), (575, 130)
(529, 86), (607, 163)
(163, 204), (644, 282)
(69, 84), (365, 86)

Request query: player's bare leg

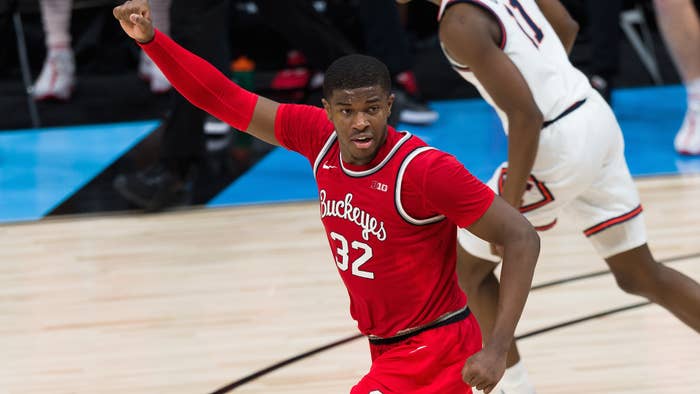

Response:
(457, 245), (535, 393)
(653, 0), (700, 155)
(654, 0), (700, 83)
(605, 244), (700, 332)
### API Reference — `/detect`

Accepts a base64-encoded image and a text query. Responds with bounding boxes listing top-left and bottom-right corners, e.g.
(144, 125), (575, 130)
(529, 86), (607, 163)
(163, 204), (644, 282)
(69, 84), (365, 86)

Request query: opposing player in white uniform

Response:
(399, 0), (700, 392)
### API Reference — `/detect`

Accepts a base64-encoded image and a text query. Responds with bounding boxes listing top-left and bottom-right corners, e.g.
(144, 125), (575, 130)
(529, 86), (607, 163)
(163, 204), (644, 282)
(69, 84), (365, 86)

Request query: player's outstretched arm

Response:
(463, 196), (540, 393)
(113, 0), (281, 147)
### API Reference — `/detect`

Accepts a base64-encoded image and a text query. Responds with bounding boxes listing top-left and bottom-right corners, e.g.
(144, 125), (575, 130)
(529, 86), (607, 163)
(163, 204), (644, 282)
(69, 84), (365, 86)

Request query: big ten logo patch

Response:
(370, 180), (388, 192)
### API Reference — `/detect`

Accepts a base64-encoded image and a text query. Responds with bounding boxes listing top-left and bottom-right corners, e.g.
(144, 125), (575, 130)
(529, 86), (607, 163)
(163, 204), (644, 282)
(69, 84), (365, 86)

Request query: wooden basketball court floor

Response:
(1, 174), (699, 394)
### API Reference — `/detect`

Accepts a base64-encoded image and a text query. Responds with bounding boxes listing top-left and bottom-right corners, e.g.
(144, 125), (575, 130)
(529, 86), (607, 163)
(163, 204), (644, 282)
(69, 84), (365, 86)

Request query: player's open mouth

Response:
(351, 136), (373, 149)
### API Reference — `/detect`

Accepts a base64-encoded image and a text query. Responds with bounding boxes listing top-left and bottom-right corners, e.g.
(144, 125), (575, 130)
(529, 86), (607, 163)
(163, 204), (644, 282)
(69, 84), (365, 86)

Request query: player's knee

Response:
(612, 267), (659, 299)
(613, 271), (642, 295)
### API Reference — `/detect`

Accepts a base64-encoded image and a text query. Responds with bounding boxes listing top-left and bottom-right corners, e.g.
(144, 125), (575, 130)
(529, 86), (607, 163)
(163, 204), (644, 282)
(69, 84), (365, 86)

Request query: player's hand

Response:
(113, 0), (154, 43)
(462, 347), (507, 393)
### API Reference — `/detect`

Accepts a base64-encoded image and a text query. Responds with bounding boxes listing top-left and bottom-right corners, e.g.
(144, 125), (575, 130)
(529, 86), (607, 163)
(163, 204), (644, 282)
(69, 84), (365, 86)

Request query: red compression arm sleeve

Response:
(139, 29), (258, 131)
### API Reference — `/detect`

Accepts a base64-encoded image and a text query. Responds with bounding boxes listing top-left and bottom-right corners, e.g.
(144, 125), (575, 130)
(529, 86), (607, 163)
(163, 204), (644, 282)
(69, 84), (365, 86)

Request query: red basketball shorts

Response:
(351, 313), (482, 394)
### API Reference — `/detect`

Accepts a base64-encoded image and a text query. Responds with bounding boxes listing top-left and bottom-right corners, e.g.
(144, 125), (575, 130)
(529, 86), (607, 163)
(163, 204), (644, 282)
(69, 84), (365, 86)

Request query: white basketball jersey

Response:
(438, 0), (591, 131)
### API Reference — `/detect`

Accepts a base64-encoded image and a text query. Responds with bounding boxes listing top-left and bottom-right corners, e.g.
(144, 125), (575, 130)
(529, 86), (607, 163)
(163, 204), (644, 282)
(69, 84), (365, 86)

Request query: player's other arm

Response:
(113, 0), (281, 147)
(535, 0), (579, 54)
(419, 154), (539, 394)
(464, 196), (539, 393)
(439, 4), (542, 210)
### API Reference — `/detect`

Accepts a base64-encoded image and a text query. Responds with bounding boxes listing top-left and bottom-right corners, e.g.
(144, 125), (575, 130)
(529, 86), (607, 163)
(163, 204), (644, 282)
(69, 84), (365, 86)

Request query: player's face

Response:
(323, 85), (394, 166)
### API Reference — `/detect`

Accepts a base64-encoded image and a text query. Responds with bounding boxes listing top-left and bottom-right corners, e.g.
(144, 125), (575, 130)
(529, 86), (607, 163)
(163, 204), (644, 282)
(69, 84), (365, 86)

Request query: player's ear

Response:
(321, 98), (332, 121)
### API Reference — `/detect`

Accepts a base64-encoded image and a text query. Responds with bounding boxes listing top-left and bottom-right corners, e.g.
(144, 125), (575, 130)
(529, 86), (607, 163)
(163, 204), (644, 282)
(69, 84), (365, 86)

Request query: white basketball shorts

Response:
(458, 91), (647, 261)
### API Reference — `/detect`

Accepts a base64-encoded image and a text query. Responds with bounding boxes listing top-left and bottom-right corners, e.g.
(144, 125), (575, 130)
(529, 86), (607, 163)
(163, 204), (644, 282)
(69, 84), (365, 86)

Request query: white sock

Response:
(48, 46), (72, 57)
(40, 0), (72, 48)
(687, 78), (700, 111)
(497, 360), (536, 394)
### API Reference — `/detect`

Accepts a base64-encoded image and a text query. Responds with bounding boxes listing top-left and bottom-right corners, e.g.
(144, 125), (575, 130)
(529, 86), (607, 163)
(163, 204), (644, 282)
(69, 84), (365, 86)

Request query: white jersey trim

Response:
(313, 132), (338, 181)
(395, 146), (446, 226)
(340, 132), (413, 178)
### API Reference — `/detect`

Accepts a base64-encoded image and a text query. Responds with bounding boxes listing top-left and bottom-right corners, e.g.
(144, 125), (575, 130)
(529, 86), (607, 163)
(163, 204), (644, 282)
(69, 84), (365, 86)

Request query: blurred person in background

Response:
(583, 0), (622, 103)
(358, 0), (439, 125)
(33, 0), (171, 100)
(654, 0), (700, 155)
(113, 0), (230, 211)
(258, 0), (439, 125)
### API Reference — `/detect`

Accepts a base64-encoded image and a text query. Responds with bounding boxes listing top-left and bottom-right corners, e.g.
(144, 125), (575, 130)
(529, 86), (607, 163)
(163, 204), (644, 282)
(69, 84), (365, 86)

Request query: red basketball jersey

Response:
(275, 104), (494, 338)
(138, 28), (494, 338)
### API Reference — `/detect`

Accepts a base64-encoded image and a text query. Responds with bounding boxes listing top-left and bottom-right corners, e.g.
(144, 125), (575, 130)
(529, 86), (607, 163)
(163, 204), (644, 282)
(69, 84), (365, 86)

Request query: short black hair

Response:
(323, 54), (392, 99)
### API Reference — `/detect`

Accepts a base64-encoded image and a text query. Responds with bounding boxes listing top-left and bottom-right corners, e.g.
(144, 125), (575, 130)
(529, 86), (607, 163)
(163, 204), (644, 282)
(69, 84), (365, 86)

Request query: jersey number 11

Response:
(505, 0), (544, 48)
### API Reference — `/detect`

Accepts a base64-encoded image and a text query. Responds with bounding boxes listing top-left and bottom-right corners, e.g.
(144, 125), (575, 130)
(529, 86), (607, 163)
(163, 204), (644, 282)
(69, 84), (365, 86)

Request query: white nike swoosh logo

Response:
(409, 345), (428, 354)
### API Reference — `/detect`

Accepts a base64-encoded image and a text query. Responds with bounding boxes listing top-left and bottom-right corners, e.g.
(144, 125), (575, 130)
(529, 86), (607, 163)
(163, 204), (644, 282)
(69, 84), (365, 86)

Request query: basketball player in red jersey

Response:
(399, 0), (700, 392)
(113, 1), (539, 392)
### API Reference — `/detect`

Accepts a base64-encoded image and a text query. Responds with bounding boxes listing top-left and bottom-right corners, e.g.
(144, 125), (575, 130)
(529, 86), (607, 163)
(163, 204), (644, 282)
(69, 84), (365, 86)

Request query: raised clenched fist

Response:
(113, 0), (154, 43)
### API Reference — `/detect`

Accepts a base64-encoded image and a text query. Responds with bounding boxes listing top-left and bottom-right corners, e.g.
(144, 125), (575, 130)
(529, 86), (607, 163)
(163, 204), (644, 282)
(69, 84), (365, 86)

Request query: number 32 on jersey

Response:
(330, 232), (375, 279)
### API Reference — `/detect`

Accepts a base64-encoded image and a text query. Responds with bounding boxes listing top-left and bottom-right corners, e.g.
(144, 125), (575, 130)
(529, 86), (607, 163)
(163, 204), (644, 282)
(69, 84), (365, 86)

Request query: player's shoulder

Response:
(401, 141), (456, 172)
(439, 2), (502, 59)
(284, 103), (334, 133)
(441, 0), (501, 28)
(279, 102), (328, 120)
(275, 103), (335, 155)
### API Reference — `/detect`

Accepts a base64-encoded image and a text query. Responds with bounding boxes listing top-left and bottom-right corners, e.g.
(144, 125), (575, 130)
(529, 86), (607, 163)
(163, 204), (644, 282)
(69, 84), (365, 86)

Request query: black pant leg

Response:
(159, 0), (230, 176)
(586, 0), (622, 79)
(256, 0), (354, 70)
(357, 0), (412, 76)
